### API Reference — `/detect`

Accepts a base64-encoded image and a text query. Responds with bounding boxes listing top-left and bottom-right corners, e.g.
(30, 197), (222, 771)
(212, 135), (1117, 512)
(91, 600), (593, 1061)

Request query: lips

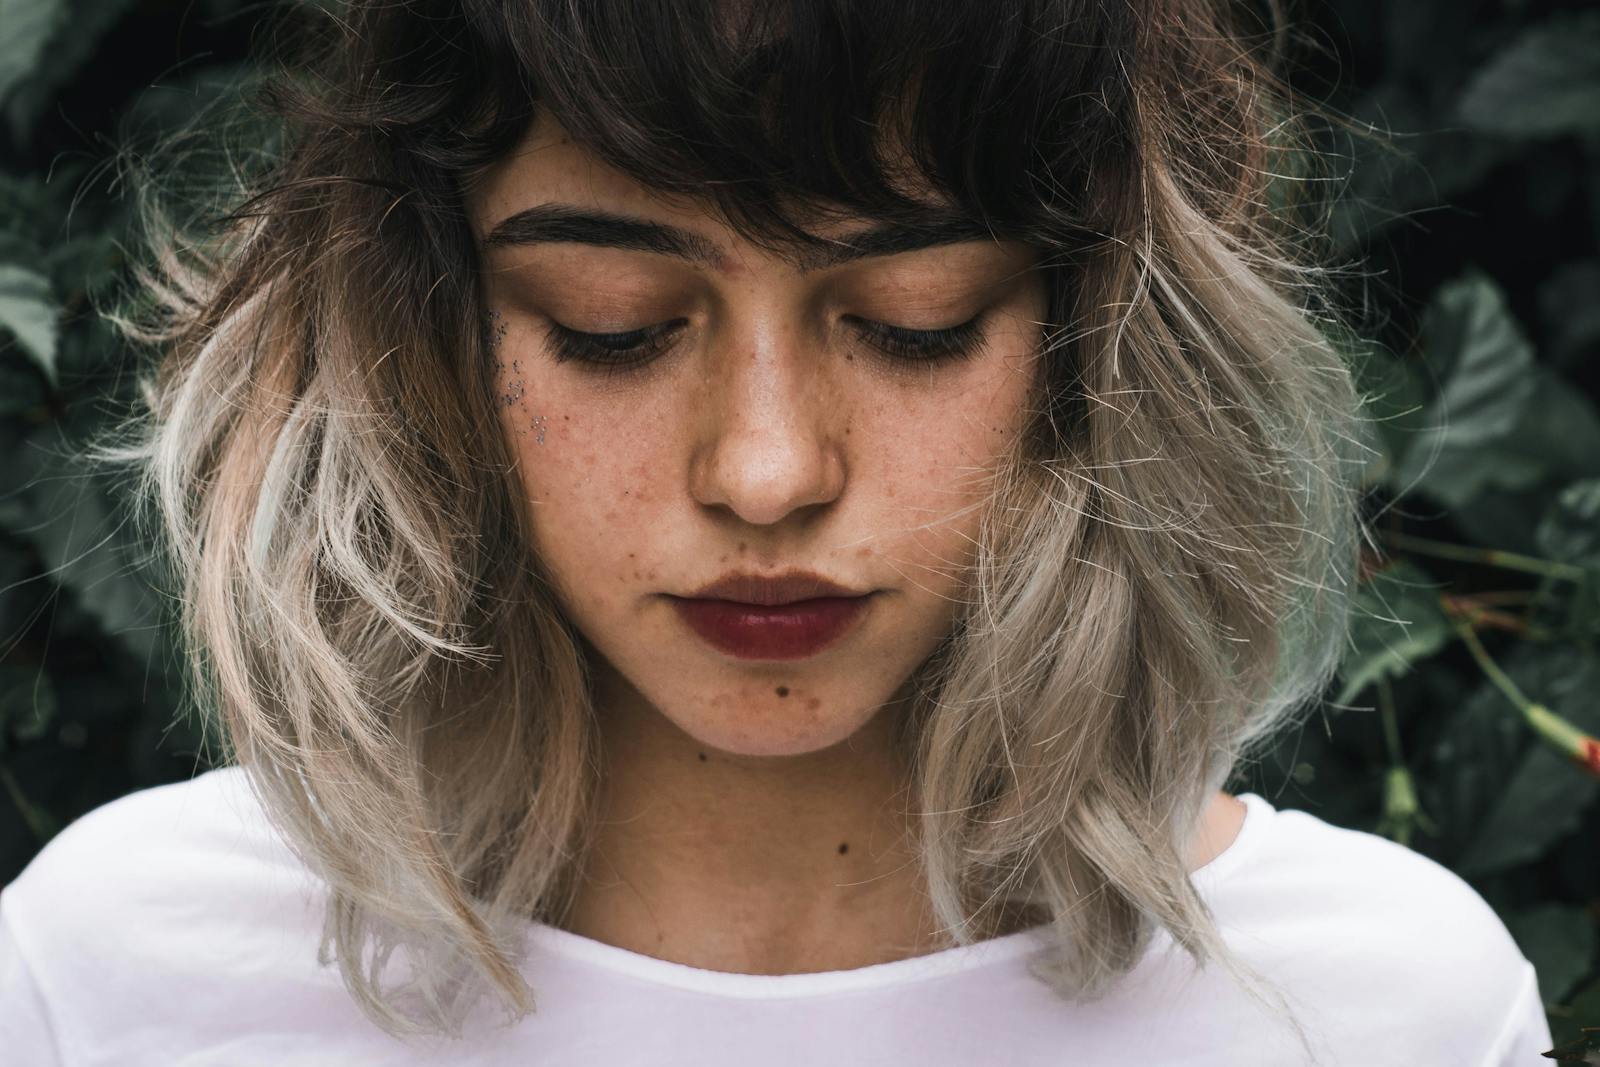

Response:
(684, 570), (864, 606)
(668, 595), (873, 660)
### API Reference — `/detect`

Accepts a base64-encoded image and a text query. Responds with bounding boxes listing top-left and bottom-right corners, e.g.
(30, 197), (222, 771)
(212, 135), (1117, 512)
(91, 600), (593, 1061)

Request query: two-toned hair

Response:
(100, 0), (1373, 1056)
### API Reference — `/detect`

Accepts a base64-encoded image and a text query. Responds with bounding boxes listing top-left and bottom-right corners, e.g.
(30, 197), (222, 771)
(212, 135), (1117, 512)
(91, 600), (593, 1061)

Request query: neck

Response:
(561, 673), (1247, 975)
(564, 672), (956, 974)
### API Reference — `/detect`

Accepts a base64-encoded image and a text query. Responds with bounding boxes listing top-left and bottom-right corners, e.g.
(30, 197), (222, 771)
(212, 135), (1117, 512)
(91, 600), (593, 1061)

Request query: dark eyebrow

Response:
(482, 203), (1004, 273)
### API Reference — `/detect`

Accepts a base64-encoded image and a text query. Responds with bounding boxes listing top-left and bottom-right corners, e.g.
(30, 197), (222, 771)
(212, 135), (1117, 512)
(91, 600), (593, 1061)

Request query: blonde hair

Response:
(96, 0), (1374, 1056)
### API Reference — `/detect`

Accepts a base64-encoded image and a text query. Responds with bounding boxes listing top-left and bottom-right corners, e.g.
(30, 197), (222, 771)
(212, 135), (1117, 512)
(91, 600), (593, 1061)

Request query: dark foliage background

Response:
(2, 0), (1598, 1052)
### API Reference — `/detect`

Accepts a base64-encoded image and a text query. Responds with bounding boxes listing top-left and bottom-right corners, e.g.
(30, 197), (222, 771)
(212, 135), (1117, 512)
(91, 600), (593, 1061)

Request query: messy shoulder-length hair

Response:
(106, 0), (1375, 1047)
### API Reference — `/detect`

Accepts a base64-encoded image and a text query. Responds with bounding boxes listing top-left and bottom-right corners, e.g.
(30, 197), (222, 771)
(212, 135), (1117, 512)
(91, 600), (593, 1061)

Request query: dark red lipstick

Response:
(667, 571), (874, 661)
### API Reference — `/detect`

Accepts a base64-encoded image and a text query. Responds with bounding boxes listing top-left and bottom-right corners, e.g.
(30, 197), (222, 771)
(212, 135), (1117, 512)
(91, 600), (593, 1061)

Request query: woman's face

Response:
(470, 114), (1047, 758)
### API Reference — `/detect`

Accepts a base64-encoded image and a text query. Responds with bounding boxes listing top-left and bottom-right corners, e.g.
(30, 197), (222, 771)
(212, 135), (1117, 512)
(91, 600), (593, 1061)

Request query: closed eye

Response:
(540, 313), (990, 375)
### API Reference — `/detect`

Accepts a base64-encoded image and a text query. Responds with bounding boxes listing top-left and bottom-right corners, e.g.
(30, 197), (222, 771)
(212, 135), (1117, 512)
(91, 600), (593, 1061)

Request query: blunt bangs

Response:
(313, 0), (1141, 253)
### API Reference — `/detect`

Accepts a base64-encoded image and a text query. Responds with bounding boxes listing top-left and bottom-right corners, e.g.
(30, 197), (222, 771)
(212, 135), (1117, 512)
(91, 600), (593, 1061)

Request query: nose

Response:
(688, 311), (846, 528)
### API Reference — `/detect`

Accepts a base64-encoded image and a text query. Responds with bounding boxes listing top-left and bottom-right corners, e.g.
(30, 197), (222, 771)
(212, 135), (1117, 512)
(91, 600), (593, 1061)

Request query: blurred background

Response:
(2, 0), (1598, 1050)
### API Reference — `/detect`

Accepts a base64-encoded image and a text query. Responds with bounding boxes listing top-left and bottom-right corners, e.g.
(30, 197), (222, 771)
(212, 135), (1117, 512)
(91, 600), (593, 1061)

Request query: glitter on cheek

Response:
(500, 372), (525, 408)
(487, 308), (529, 409)
(484, 307), (549, 447)
(486, 307), (509, 349)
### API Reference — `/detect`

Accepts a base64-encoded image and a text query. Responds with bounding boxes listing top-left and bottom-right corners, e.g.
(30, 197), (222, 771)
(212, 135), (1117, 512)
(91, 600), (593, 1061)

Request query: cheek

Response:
(493, 373), (666, 607)
(886, 361), (1034, 492)
(870, 360), (1036, 573)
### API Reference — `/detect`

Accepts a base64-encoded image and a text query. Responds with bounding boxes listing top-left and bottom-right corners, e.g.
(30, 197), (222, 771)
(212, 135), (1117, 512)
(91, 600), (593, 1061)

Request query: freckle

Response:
(838, 842), (849, 855)
(697, 752), (707, 762)
(718, 555), (728, 563)
(737, 542), (747, 553)
(563, 415), (570, 420)
(776, 686), (789, 698)
(628, 552), (636, 559)
(806, 697), (820, 711)
(856, 546), (869, 558)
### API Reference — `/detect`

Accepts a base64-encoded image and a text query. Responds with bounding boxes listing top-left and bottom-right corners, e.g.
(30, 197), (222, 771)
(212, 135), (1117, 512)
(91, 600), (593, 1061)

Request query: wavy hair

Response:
(100, 0), (1374, 1054)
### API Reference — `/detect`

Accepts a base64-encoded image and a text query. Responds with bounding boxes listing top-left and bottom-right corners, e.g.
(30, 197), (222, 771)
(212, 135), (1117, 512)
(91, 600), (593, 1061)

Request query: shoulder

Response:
(2, 767), (333, 1055)
(4, 765), (301, 911)
(1207, 794), (1550, 1064)
(1222, 796), (1522, 964)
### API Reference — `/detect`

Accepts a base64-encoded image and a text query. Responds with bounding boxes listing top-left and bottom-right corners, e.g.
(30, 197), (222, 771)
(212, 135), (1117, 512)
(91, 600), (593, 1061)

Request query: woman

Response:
(0, 0), (1553, 1063)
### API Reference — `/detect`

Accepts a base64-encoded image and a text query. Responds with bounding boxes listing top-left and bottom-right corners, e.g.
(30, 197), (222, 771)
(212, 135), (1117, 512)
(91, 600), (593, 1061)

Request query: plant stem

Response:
(1378, 676), (1403, 765)
(1450, 604), (1531, 707)
(1446, 600), (1600, 778)
(1385, 531), (1587, 582)
(0, 764), (58, 844)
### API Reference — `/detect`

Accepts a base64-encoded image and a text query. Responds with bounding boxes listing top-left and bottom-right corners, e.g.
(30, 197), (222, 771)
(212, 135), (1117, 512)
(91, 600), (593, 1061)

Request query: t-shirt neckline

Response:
(522, 791), (1274, 999)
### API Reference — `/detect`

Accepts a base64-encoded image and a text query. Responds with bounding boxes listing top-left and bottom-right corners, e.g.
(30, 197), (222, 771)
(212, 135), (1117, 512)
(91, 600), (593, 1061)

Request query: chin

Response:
(665, 687), (888, 760)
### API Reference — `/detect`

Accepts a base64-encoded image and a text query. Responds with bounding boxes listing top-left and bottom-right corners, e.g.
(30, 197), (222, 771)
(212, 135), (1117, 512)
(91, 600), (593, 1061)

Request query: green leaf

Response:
(1507, 905), (1599, 1005)
(1334, 560), (1454, 707)
(1453, 648), (1600, 878)
(13, 428), (165, 666)
(1, 0), (139, 142)
(1391, 272), (1539, 509)
(0, 356), (47, 416)
(0, 666), (56, 747)
(1541, 261), (1600, 369)
(0, 0), (68, 103)
(1327, 86), (1515, 252)
(1414, 370), (1600, 506)
(1496, 375), (1600, 490)
(1538, 480), (1600, 569)
(1458, 743), (1600, 877)
(1347, 333), (1428, 487)
(1449, 486), (1548, 557)
(1552, 976), (1600, 1050)
(1442, 375), (1600, 549)
(119, 62), (254, 150)
(1537, 481), (1600, 641)
(1426, 654), (1530, 862)
(1458, 12), (1600, 139)
(0, 264), (59, 386)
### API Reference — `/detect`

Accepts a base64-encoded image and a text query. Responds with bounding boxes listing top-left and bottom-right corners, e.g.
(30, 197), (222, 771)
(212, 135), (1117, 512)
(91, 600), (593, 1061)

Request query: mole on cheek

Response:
(775, 686), (789, 698)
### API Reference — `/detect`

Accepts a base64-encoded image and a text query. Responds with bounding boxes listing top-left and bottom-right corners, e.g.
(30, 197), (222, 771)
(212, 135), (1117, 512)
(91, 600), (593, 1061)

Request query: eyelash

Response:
(543, 314), (989, 375)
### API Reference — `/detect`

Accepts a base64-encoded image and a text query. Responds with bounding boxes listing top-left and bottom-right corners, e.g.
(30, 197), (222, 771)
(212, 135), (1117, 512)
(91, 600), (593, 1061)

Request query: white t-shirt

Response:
(0, 766), (1553, 1066)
